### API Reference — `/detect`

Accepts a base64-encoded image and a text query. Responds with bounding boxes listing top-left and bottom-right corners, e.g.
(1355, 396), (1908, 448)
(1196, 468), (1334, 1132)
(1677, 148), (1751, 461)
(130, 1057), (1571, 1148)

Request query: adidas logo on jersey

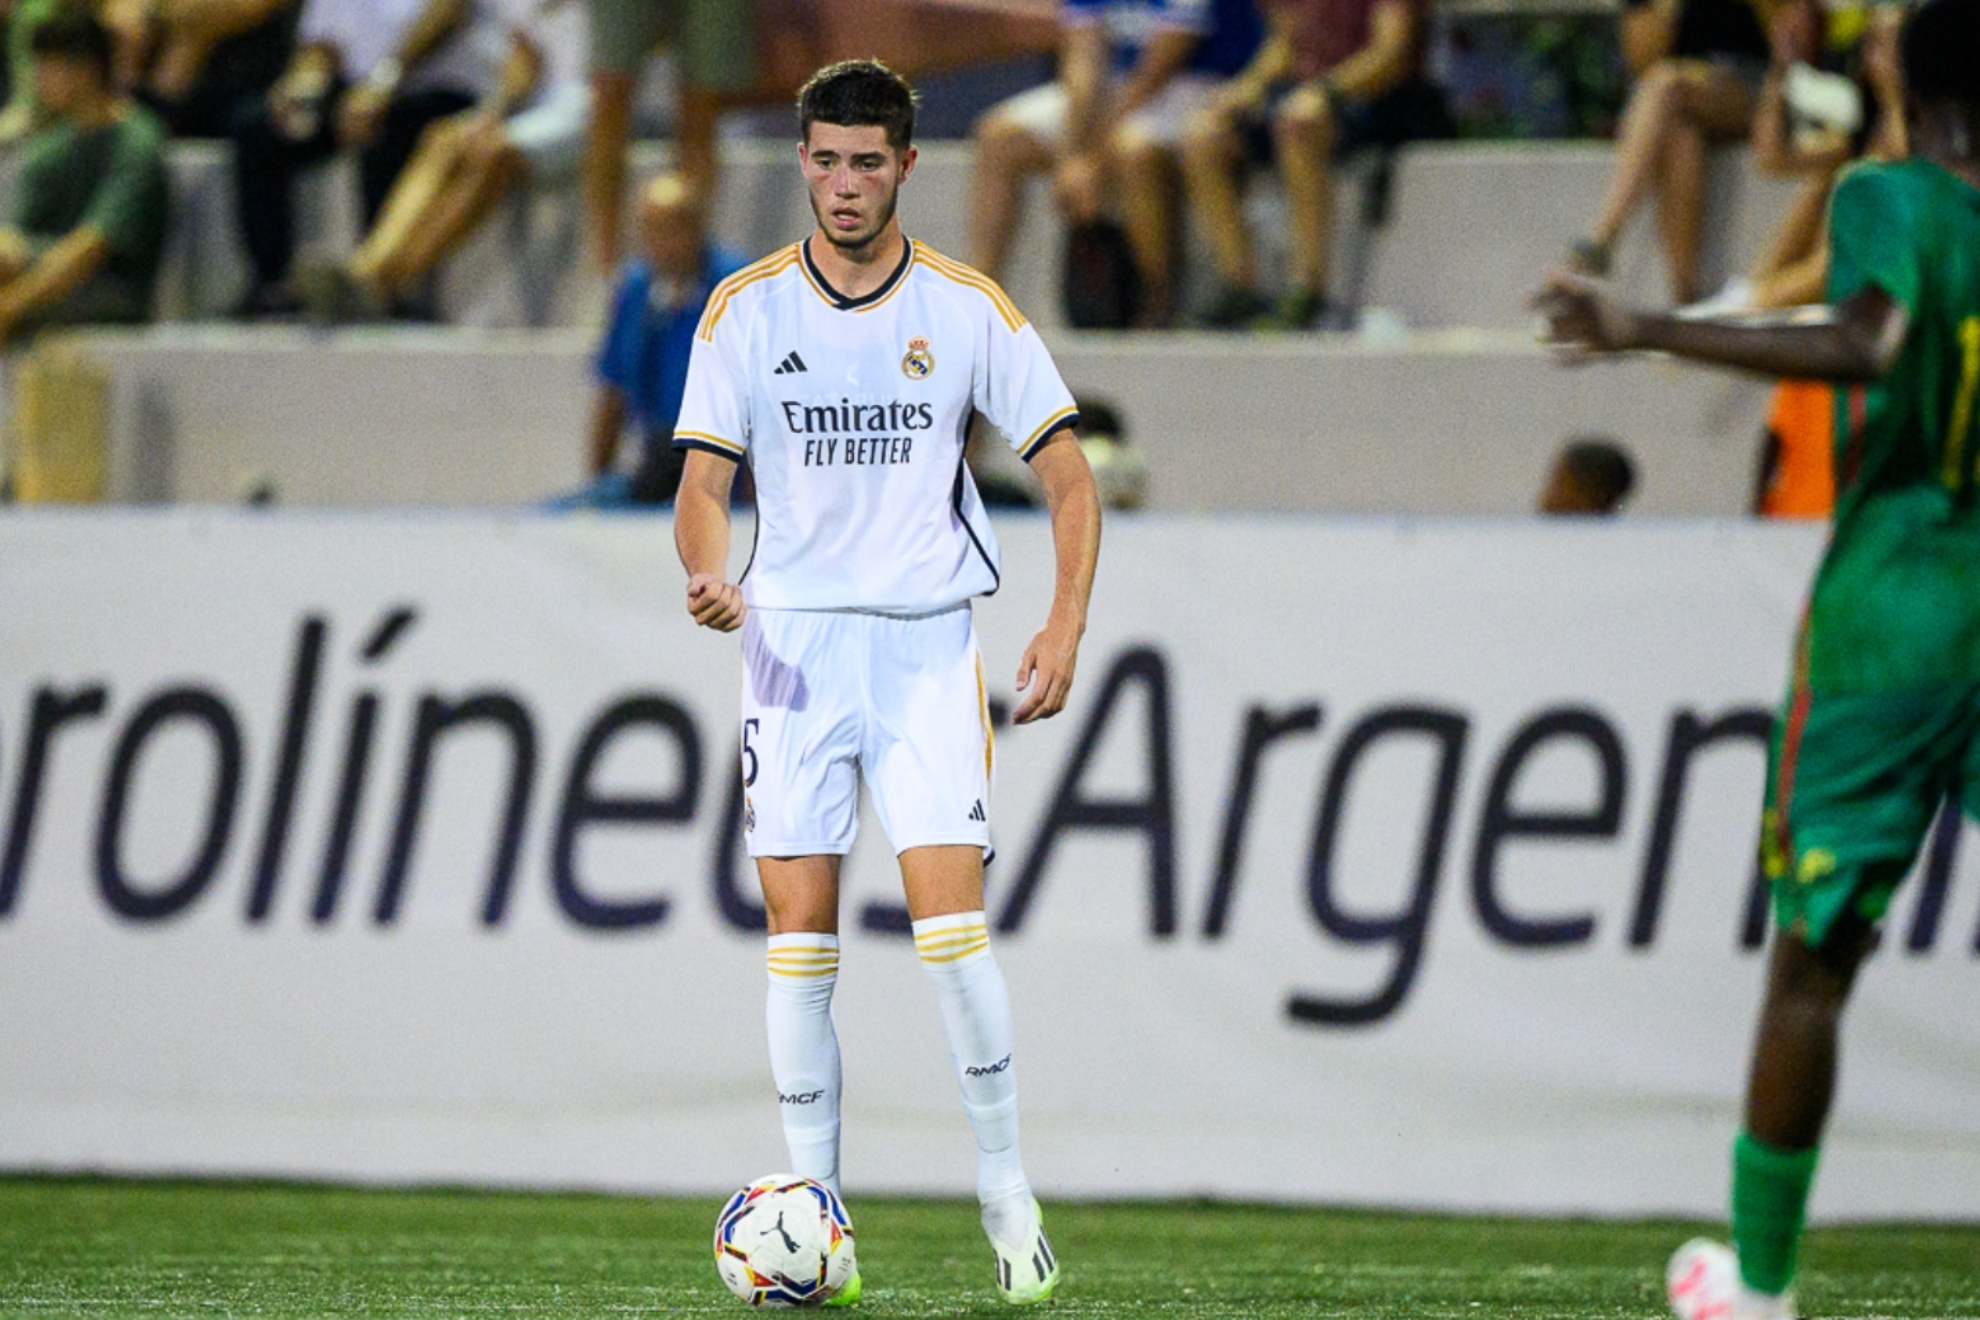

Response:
(772, 351), (808, 375)
(968, 800), (986, 822)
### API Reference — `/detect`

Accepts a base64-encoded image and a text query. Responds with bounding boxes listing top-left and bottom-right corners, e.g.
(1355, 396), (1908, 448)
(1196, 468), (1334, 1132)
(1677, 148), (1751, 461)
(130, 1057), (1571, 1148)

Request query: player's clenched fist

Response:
(687, 573), (745, 631)
(1012, 618), (1081, 724)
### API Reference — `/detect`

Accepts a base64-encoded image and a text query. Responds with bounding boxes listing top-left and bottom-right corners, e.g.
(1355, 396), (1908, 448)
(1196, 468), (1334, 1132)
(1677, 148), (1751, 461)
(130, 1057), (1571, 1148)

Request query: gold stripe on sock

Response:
(913, 921), (987, 944)
(916, 936), (991, 964)
(913, 928), (988, 954)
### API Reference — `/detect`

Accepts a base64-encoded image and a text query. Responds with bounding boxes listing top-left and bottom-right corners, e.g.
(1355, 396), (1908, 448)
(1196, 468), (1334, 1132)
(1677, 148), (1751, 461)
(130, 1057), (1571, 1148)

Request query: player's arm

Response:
(675, 450), (745, 631)
(1537, 271), (1908, 383)
(1014, 433), (1102, 725)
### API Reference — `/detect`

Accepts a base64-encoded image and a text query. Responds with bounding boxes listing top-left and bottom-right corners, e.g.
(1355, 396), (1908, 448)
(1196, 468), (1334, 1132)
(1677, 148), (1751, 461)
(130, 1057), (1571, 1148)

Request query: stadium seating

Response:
(132, 138), (1806, 332)
(15, 134), (1796, 515)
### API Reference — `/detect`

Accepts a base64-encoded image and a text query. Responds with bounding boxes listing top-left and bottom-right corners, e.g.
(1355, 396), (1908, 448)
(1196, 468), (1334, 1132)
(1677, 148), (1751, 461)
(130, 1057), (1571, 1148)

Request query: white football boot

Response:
(1667, 1239), (1795, 1320)
(987, 1196), (1060, 1305)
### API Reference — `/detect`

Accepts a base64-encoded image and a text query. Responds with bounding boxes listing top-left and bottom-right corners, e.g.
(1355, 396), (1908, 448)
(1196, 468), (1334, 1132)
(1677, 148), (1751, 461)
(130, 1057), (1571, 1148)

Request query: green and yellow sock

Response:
(1730, 1130), (1820, 1296)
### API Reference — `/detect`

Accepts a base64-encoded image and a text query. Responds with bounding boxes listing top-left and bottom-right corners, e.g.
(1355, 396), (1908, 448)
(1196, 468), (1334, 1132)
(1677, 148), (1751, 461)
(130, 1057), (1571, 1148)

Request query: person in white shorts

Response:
(968, 0), (1261, 325)
(313, 0), (592, 318)
(673, 59), (1102, 1307)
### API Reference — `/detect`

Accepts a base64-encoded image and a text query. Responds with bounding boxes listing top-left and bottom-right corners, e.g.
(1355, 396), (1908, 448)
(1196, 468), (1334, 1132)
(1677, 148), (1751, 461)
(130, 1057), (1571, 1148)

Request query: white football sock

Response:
(765, 933), (842, 1197)
(912, 911), (1033, 1241)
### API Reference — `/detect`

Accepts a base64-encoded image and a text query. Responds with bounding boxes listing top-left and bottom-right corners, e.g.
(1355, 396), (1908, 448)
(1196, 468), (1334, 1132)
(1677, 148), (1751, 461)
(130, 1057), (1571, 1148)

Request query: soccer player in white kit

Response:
(672, 61), (1102, 1306)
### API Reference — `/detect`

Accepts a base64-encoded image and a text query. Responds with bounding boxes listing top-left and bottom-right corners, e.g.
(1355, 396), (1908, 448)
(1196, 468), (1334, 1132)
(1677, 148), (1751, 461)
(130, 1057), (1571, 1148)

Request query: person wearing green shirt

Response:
(0, 8), (168, 337)
(1537, 0), (1980, 1314)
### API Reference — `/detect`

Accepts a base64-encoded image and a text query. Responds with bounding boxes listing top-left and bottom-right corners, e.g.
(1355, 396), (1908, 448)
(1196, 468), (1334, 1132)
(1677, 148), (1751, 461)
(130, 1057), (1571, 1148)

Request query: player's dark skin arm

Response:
(1537, 272), (1910, 383)
(1013, 432), (1102, 725)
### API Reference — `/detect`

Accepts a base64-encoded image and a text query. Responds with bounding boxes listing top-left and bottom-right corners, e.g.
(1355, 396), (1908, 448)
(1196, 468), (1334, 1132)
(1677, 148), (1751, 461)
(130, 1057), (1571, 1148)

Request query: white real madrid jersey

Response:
(673, 236), (1080, 614)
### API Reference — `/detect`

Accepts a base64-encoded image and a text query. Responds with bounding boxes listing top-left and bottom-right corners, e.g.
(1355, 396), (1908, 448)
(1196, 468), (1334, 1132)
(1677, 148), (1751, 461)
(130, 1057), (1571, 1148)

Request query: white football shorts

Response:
(740, 605), (994, 858)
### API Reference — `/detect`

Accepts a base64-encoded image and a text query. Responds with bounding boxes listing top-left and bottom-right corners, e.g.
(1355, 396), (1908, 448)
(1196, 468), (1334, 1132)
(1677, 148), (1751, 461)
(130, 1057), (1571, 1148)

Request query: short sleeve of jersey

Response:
(672, 298), (750, 462)
(976, 311), (1080, 463)
(1827, 163), (1923, 315)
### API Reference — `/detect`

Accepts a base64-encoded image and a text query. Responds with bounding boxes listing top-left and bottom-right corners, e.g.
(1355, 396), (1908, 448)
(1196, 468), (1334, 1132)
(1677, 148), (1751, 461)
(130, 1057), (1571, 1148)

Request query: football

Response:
(713, 1175), (858, 1306)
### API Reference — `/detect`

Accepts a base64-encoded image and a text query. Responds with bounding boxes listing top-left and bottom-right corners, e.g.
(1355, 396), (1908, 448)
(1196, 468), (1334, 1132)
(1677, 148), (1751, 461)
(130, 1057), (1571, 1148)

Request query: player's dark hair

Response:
(1901, 0), (1980, 142)
(1561, 438), (1636, 508)
(798, 60), (917, 152)
(29, 8), (114, 81)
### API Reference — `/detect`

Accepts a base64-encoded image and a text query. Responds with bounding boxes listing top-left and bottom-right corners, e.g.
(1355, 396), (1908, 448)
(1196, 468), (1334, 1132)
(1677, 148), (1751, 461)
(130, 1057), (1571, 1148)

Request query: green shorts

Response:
(589, 0), (756, 93)
(1762, 638), (1980, 946)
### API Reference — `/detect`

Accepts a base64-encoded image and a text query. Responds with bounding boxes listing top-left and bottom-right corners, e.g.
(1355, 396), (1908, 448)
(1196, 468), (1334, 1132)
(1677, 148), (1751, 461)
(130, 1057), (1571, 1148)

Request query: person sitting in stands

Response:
(228, 0), (508, 318)
(580, 0), (754, 274)
(1561, 0), (1773, 304)
(306, 0), (590, 320)
(968, 0), (1261, 328)
(1182, 0), (1450, 330)
(104, 0), (299, 137)
(0, 9), (168, 338)
(554, 173), (743, 507)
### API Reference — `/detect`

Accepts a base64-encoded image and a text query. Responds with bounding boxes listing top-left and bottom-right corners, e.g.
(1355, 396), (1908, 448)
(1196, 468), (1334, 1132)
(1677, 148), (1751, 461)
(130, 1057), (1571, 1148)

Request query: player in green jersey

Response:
(1538, 1), (1980, 1314)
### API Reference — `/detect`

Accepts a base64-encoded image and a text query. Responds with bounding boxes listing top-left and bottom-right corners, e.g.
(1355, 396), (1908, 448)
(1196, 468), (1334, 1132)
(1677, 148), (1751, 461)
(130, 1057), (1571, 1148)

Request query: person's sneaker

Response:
(1667, 1239), (1795, 1320)
(987, 1196), (1060, 1305)
(1199, 284), (1272, 329)
(1676, 277), (1756, 320)
(824, 1266), (861, 1307)
(1256, 288), (1354, 332)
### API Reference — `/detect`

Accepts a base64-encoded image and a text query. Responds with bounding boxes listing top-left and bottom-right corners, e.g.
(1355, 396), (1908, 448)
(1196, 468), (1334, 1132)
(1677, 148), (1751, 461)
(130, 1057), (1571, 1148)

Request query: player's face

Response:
(800, 124), (916, 253)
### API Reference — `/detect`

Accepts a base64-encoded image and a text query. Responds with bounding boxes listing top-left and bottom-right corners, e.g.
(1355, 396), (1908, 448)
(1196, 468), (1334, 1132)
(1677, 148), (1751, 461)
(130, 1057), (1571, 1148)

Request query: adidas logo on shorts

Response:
(968, 800), (986, 822)
(772, 350), (808, 375)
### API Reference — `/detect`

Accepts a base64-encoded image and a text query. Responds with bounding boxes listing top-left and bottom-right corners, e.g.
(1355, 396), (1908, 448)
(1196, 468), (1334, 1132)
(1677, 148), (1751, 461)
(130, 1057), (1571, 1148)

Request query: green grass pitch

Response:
(1, 1178), (1976, 1317)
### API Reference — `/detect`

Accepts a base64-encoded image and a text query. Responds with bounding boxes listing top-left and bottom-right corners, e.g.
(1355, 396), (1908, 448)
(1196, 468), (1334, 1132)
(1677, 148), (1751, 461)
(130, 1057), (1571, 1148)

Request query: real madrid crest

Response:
(901, 336), (934, 380)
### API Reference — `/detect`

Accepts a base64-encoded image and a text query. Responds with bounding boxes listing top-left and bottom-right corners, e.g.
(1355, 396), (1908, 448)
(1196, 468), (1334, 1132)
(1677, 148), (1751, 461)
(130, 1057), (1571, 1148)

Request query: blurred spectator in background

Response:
(228, 0), (508, 318)
(581, 0), (753, 274)
(968, 0), (1261, 329)
(1183, 0), (1449, 330)
(1751, 378), (1832, 517)
(555, 172), (742, 507)
(1685, 0), (1904, 314)
(1701, 3), (1902, 524)
(105, 0), (298, 137)
(0, 0), (66, 143)
(1073, 394), (1147, 507)
(1538, 436), (1635, 514)
(1561, 0), (1771, 304)
(303, 0), (588, 320)
(0, 9), (166, 337)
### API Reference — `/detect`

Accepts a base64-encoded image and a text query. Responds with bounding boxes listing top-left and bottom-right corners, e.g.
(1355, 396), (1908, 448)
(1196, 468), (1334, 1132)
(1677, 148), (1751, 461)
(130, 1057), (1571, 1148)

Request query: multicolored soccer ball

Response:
(713, 1175), (857, 1306)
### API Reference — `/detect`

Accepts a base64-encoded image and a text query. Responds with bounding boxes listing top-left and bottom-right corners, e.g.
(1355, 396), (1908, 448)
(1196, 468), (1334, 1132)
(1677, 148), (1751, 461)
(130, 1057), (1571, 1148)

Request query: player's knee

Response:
(1767, 918), (1870, 1017)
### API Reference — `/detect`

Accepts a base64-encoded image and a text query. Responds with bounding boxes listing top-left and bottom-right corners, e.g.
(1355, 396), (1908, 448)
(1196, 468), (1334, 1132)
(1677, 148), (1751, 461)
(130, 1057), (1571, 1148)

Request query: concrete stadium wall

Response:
(71, 326), (1771, 515)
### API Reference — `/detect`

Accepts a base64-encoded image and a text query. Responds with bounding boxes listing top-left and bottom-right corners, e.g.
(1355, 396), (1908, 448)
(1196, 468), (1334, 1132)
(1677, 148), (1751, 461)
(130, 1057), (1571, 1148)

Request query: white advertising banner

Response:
(1, 510), (1976, 1219)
